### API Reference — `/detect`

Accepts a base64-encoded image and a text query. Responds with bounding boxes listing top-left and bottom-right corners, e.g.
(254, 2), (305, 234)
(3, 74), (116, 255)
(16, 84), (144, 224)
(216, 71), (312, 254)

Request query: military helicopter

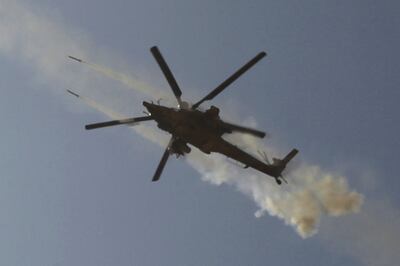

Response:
(68, 46), (298, 185)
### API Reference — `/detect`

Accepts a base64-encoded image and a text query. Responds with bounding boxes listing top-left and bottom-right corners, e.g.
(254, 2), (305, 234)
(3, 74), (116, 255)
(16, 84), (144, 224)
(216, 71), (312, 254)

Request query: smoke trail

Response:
(185, 135), (363, 237)
(0, 0), (363, 238)
(71, 91), (169, 147)
(76, 93), (124, 120)
(72, 58), (172, 102)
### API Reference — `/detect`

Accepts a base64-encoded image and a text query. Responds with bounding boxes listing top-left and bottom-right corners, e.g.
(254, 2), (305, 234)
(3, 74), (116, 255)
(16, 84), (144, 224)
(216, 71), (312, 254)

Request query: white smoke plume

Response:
(72, 57), (172, 102)
(75, 93), (124, 120)
(0, 0), (364, 238)
(185, 134), (363, 237)
(320, 199), (400, 266)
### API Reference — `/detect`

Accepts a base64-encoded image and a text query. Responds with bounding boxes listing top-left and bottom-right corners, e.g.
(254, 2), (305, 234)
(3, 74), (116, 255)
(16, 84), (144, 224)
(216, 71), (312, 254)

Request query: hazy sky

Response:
(0, 0), (399, 265)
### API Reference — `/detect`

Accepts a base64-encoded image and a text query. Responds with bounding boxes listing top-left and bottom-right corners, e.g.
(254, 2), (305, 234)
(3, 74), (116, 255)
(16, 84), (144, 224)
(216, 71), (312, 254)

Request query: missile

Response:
(66, 89), (80, 98)
(68, 55), (84, 63)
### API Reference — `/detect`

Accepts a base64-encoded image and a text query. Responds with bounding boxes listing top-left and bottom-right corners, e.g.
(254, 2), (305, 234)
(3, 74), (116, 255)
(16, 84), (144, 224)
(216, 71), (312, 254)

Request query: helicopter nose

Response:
(143, 101), (157, 113)
(142, 101), (150, 108)
(142, 101), (154, 109)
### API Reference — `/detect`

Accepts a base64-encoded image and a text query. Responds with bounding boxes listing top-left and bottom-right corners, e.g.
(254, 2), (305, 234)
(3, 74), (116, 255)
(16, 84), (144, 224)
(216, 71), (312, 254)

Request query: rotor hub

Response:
(178, 101), (190, 110)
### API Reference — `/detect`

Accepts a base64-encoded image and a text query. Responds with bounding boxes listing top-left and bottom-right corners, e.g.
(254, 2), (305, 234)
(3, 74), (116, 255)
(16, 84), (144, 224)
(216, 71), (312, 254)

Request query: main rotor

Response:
(150, 46), (266, 111)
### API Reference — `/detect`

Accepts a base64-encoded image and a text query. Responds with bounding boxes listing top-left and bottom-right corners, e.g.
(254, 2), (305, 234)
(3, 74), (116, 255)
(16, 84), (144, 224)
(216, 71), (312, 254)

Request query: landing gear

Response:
(275, 178), (282, 185)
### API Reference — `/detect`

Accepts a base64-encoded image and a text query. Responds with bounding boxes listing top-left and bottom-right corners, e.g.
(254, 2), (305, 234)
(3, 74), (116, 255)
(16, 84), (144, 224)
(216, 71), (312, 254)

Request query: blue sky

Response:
(0, 0), (399, 265)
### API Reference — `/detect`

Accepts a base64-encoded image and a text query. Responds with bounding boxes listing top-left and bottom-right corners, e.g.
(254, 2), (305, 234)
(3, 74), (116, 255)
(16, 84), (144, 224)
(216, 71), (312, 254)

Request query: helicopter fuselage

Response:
(143, 101), (284, 179)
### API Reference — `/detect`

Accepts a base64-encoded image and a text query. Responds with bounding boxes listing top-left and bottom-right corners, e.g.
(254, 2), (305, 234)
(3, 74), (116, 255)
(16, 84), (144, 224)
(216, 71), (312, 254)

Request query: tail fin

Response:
(282, 149), (298, 165)
(271, 148), (299, 179)
(259, 148), (299, 184)
(273, 149), (299, 185)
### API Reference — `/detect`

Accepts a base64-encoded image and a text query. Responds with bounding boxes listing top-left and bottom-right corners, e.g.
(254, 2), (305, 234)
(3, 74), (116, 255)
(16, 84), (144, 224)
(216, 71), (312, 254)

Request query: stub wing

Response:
(219, 120), (267, 138)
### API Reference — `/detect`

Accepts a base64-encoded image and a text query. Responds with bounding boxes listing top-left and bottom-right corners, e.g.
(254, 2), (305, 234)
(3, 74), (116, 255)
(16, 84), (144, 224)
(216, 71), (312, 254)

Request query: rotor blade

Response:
(221, 121), (267, 138)
(85, 116), (153, 130)
(192, 51), (267, 109)
(150, 46), (183, 106)
(152, 138), (174, 182)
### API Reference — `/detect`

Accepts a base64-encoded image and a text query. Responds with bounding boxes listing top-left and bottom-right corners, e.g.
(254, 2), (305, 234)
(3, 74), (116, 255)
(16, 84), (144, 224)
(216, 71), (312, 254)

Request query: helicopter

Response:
(68, 46), (298, 185)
